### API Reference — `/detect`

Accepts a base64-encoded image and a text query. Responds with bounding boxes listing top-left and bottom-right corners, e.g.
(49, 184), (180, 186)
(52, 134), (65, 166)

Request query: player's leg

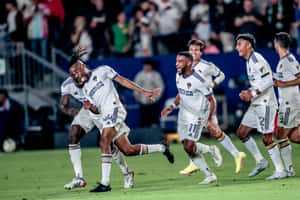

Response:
(289, 126), (300, 143)
(237, 107), (267, 176)
(258, 106), (286, 180)
(114, 134), (174, 163)
(65, 109), (94, 189)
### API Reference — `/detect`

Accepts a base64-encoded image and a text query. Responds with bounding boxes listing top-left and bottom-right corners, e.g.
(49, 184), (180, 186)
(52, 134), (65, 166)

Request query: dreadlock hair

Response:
(68, 47), (88, 68)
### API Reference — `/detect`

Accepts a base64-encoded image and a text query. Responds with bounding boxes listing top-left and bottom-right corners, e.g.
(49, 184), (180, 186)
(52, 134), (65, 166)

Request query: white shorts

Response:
(241, 105), (276, 134)
(177, 108), (209, 141)
(71, 108), (130, 141)
(277, 104), (299, 128)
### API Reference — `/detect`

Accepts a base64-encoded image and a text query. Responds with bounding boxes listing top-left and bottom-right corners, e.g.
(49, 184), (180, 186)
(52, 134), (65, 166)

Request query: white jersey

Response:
(176, 71), (213, 116)
(83, 65), (123, 112)
(246, 51), (277, 107)
(61, 77), (86, 102)
(193, 59), (225, 88)
(275, 53), (300, 106)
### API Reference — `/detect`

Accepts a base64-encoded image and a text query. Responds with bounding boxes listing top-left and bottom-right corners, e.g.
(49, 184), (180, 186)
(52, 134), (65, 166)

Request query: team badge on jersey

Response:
(260, 67), (266, 73)
(187, 82), (192, 89)
(93, 76), (98, 81)
(298, 65), (300, 71)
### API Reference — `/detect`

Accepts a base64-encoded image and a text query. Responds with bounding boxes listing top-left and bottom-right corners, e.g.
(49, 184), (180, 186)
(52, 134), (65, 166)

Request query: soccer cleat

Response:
(266, 171), (287, 180)
(286, 170), (296, 177)
(179, 163), (200, 175)
(64, 177), (87, 190)
(248, 159), (269, 177)
(235, 152), (246, 173)
(199, 174), (217, 185)
(210, 145), (222, 167)
(124, 170), (134, 189)
(89, 183), (111, 192)
(161, 141), (175, 163)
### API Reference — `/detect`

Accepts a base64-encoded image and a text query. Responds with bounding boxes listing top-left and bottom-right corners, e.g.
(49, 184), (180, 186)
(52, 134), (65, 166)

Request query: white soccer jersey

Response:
(246, 51), (278, 107)
(176, 71), (213, 116)
(193, 59), (225, 87)
(83, 65), (122, 113)
(275, 53), (300, 106)
(61, 77), (86, 102)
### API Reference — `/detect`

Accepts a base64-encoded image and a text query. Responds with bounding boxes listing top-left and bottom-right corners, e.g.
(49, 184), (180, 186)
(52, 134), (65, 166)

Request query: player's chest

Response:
(176, 78), (197, 96)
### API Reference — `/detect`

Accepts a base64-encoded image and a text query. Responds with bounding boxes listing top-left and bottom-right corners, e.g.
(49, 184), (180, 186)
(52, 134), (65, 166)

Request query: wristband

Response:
(170, 102), (177, 109)
(250, 89), (257, 98)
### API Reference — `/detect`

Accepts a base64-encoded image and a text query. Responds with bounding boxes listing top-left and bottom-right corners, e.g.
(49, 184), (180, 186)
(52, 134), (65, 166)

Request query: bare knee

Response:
(262, 133), (274, 146)
(236, 125), (250, 140)
(183, 141), (195, 156)
(289, 128), (300, 144)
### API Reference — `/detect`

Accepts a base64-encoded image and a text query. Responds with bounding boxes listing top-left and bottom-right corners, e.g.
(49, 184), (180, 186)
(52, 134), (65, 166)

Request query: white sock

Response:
(267, 143), (284, 172)
(140, 144), (165, 154)
(195, 142), (211, 154)
(243, 136), (264, 163)
(112, 150), (128, 174)
(101, 154), (112, 186)
(279, 139), (293, 171)
(69, 144), (83, 178)
(191, 153), (214, 177)
(218, 133), (239, 158)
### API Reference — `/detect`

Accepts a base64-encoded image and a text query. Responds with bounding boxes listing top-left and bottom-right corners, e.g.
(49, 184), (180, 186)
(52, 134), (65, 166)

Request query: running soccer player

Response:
(162, 51), (219, 184)
(69, 60), (174, 192)
(178, 39), (245, 175)
(273, 32), (300, 176)
(61, 53), (134, 190)
(236, 33), (286, 179)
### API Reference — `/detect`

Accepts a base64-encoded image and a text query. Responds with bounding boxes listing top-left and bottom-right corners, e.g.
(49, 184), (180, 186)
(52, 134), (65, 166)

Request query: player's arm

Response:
(161, 94), (180, 119)
(206, 94), (216, 122)
(114, 75), (161, 101)
(211, 64), (225, 87)
(60, 95), (80, 117)
(82, 100), (100, 114)
(274, 74), (300, 88)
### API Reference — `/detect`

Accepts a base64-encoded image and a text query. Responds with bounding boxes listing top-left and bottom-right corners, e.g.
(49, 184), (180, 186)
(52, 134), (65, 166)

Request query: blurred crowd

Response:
(1, 0), (300, 60)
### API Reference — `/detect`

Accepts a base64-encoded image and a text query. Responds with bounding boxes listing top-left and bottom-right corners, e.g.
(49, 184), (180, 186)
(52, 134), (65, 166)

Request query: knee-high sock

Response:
(217, 132), (239, 158)
(278, 138), (293, 171)
(242, 136), (264, 163)
(101, 154), (112, 186)
(139, 144), (165, 155)
(266, 142), (284, 172)
(191, 153), (214, 177)
(112, 149), (129, 174)
(69, 144), (83, 178)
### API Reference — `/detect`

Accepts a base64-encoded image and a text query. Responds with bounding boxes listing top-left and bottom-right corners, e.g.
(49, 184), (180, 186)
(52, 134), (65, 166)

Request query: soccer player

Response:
(161, 52), (220, 184)
(273, 32), (300, 176)
(179, 39), (245, 175)
(69, 59), (174, 192)
(61, 54), (134, 190)
(235, 33), (286, 179)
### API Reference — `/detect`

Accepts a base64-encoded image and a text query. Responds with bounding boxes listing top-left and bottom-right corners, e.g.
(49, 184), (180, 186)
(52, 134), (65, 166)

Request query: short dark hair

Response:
(143, 59), (157, 68)
(0, 88), (8, 98)
(236, 33), (256, 48)
(177, 51), (193, 61)
(187, 39), (206, 52)
(274, 32), (291, 49)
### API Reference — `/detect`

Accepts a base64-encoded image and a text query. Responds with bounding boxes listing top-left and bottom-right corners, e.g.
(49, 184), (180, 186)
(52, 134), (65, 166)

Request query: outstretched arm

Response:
(161, 94), (180, 119)
(114, 75), (161, 100)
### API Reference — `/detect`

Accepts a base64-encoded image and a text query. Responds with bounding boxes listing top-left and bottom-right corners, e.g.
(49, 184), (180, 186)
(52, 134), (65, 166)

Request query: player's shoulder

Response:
(250, 52), (265, 64)
(283, 53), (297, 63)
(192, 70), (206, 83)
(61, 77), (74, 89)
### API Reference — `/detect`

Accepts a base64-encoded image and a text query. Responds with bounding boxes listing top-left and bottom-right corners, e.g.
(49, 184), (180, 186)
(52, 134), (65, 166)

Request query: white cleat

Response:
(287, 170), (296, 177)
(248, 159), (269, 177)
(124, 170), (134, 189)
(210, 145), (222, 167)
(199, 174), (217, 185)
(64, 177), (87, 190)
(266, 171), (287, 180)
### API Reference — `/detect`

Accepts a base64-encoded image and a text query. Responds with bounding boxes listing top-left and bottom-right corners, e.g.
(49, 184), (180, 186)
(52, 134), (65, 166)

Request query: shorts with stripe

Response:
(277, 104), (299, 128)
(177, 108), (209, 141)
(241, 105), (276, 134)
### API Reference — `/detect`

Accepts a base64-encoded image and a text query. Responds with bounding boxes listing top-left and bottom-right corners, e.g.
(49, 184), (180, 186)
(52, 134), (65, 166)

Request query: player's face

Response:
(176, 55), (188, 74)
(235, 39), (250, 58)
(189, 45), (202, 62)
(69, 63), (89, 87)
(274, 40), (279, 53)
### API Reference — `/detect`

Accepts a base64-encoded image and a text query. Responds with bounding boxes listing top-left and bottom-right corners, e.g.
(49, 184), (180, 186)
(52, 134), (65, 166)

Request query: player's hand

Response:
(274, 80), (285, 87)
(83, 100), (91, 109)
(239, 89), (253, 102)
(143, 88), (161, 98)
(161, 107), (173, 120)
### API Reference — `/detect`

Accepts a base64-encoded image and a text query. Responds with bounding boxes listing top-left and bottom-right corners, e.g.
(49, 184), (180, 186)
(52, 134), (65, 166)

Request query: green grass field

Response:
(1, 136), (300, 200)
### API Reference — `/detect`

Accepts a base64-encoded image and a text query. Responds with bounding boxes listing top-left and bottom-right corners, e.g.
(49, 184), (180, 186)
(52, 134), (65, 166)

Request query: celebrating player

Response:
(235, 33), (286, 179)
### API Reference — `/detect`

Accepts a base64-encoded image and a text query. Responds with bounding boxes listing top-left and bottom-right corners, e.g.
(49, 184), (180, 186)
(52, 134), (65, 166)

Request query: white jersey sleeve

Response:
(287, 56), (300, 76)
(193, 72), (213, 96)
(101, 65), (119, 80)
(61, 77), (74, 96)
